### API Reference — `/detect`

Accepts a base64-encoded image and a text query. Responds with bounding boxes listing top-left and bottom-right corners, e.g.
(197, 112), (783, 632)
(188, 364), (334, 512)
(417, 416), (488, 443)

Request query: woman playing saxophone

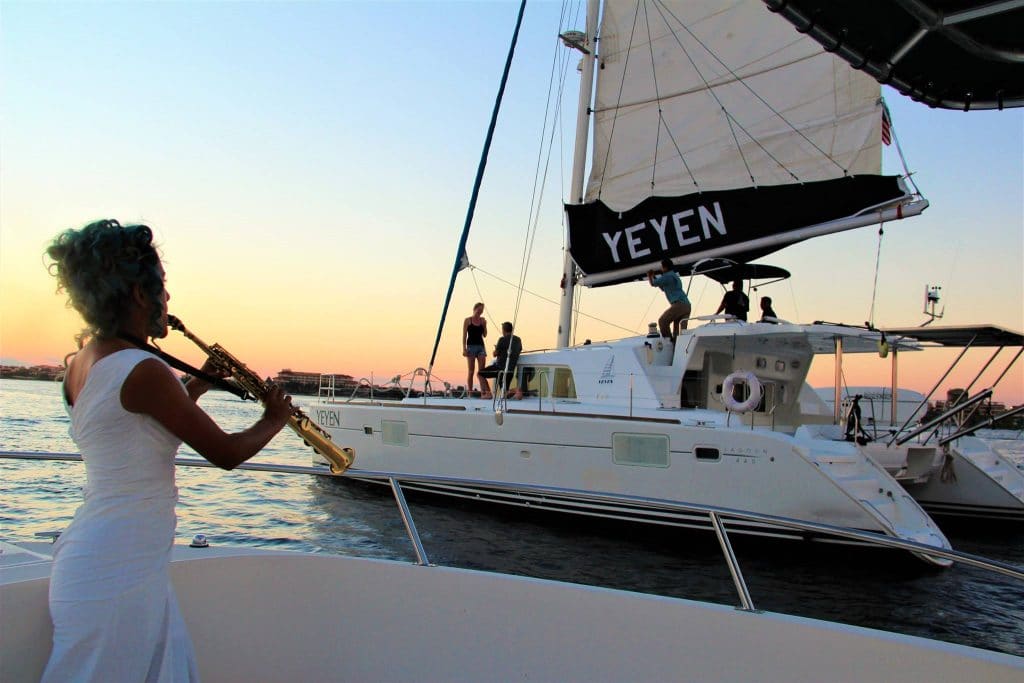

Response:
(42, 218), (293, 681)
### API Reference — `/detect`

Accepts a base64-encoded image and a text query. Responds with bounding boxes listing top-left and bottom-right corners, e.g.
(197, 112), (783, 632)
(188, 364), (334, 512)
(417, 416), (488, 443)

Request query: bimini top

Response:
(691, 259), (791, 285)
(765, 0), (1024, 110)
(880, 325), (1024, 347)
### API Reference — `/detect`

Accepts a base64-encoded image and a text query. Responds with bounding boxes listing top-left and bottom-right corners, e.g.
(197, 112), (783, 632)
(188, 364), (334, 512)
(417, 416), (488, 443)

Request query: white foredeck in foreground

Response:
(2, 541), (1022, 683)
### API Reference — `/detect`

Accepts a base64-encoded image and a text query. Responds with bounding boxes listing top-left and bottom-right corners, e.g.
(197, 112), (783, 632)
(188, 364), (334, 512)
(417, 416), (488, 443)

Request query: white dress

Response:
(42, 349), (200, 682)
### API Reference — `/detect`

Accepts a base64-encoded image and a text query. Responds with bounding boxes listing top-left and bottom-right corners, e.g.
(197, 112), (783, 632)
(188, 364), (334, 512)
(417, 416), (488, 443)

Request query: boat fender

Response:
(722, 371), (762, 413)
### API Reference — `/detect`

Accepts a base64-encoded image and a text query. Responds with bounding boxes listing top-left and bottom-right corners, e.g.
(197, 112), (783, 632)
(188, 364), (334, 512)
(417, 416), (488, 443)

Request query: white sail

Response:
(565, 0), (926, 287)
(588, 0), (883, 209)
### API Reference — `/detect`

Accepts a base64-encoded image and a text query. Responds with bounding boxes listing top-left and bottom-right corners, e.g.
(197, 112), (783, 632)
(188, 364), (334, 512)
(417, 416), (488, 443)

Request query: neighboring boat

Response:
(308, 1), (952, 560)
(816, 325), (1024, 522)
(2, 460), (1023, 682)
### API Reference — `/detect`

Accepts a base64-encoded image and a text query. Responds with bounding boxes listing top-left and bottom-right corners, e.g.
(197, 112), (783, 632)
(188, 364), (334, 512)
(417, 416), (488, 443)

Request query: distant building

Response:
(273, 369), (356, 396)
(927, 388), (1022, 430)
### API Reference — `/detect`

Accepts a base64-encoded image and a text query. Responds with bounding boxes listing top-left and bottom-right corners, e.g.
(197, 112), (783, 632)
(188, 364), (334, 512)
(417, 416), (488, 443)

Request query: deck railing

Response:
(3, 449), (1023, 614)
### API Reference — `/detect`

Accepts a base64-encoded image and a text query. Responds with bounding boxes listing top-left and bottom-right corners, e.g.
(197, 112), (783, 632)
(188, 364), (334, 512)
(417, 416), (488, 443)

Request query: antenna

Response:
(921, 284), (944, 326)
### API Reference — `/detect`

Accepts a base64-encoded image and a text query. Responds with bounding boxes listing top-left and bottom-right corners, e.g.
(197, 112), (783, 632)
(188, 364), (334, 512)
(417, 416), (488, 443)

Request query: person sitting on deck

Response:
(478, 321), (523, 400)
(759, 296), (778, 323)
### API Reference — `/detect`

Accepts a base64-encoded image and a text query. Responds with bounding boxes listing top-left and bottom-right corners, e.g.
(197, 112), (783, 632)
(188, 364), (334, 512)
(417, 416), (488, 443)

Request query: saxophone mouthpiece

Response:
(168, 314), (184, 332)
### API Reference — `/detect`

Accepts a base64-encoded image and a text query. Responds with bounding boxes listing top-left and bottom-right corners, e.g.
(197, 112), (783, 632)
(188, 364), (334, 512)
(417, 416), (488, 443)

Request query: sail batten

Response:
(565, 0), (922, 284)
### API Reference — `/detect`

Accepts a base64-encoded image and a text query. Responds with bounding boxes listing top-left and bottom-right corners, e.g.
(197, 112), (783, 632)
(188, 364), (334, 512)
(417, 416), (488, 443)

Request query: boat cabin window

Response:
(695, 447), (720, 461)
(612, 433), (669, 468)
(519, 366), (576, 399)
(381, 420), (409, 447)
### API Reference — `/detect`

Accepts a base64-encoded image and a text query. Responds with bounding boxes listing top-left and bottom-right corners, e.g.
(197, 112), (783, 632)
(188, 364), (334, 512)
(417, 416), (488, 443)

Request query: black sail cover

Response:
(567, 1), (922, 287)
(566, 176), (907, 286)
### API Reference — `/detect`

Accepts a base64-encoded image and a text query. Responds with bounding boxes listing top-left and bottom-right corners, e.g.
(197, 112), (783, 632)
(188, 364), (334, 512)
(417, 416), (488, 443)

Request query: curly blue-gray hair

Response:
(46, 219), (165, 343)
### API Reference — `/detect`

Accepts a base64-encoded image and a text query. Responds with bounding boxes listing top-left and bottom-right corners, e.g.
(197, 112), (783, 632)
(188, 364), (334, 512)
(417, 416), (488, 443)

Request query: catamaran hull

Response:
(311, 401), (949, 556)
(904, 437), (1024, 521)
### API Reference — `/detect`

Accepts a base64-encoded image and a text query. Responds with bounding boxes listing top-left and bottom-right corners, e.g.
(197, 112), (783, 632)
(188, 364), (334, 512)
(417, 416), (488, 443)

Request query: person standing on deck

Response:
(462, 302), (488, 395)
(42, 219), (293, 682)
(647, 258), (691, 342)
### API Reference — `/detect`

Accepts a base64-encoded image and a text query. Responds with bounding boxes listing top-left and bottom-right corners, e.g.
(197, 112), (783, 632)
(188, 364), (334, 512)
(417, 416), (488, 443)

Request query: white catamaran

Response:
(816, 324), (1024, 521)
(306, 0), (961, 561)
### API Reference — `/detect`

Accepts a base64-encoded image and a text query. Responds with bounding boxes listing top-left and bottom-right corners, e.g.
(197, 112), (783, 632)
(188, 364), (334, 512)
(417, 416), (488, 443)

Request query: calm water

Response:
(2, 378), (1023, 657)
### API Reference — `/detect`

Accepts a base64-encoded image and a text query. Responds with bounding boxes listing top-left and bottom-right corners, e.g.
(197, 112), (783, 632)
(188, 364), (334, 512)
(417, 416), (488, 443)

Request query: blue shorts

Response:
(466, 344), (486, 358)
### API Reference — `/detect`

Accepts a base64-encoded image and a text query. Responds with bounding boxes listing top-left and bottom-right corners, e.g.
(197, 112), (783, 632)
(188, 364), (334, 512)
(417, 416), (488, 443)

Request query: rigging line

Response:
(470, 264), (638, 335)
(786, 278), (801, 322)
(868, 222), (885, 328)
(572, 285), (582, 345)
(426, 0), (527, 374)
(468, 266), (498, 330)
(641, 2), (698, 191)
(636, 289), (661, 332)
(514, 28), (570, 327)
(638, 0), (699, 192)
(884, 98), (923, 197)
(643, 0), (663, 192)
(513, 0), (576, 325)
(647, 1), (757, 185)
(651, 0), (840, 180)
(595, 0), (643, 200)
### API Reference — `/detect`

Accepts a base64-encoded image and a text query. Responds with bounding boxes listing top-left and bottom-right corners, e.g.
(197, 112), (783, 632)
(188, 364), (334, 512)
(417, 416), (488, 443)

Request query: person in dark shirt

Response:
(716, 279), (749, 320)
(462, 302), (488, 395)
(478, 321), (523, 400)
(760, 296), (778, 323)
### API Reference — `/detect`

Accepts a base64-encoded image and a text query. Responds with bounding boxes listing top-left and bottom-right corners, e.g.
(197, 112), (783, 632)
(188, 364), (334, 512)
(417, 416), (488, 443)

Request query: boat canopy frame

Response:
(765, 0), (1024, 110)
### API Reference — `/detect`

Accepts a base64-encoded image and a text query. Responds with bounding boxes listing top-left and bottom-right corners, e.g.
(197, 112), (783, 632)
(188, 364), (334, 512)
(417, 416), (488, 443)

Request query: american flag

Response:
(881, 104), (892, 146)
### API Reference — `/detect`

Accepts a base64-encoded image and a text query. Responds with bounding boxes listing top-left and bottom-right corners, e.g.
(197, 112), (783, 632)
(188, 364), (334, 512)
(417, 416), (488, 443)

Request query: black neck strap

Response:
(116, 331), (252, 401)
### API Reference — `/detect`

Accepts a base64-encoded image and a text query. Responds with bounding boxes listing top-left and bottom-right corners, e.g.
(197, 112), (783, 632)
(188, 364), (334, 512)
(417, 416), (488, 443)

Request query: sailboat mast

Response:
(556, 0), (599, 349)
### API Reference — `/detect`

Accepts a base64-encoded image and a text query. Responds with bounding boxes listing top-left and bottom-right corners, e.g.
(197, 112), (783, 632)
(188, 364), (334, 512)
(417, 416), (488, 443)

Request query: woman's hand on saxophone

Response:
(262, 382), (294, 429)
(184, 359), (230, 401)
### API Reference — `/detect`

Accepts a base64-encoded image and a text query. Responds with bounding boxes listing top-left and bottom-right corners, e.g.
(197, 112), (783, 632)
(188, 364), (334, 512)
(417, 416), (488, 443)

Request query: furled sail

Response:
(565, 0), (926, 286)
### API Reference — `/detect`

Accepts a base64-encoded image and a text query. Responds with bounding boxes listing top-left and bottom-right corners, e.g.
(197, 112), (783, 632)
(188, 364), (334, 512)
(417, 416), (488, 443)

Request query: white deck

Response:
(3, 541), (1022, 683)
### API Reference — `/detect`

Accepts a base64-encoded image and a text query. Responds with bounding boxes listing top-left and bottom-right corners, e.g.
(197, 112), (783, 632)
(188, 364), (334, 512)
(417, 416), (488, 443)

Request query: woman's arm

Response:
(121, 358), (291, 470)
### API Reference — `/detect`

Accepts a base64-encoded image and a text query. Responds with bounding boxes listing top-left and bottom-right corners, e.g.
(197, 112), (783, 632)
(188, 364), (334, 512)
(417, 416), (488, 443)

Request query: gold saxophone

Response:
(168, 315), (354, 474)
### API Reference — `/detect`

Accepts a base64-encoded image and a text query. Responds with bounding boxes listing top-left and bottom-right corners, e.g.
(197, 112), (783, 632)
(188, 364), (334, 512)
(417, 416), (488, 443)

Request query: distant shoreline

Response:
(0, 367), (409, 400)
(0, 366), (64, 382)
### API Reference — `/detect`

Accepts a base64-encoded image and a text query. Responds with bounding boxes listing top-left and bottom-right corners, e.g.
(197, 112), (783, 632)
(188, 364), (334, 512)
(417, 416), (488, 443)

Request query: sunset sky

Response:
(2, 1), (1022, 405)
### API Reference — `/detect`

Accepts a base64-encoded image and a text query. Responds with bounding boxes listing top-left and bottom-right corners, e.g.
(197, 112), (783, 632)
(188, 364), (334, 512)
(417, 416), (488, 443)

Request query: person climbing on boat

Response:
(844, 394), (872, 445)
(759, 296), (778, 323)
(41, 219), (293, 682)
(479, 321), (523, 400)
(647, 258), (692, 342)
(716, 279), (750, 321)
(463, 302), (488, 396)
